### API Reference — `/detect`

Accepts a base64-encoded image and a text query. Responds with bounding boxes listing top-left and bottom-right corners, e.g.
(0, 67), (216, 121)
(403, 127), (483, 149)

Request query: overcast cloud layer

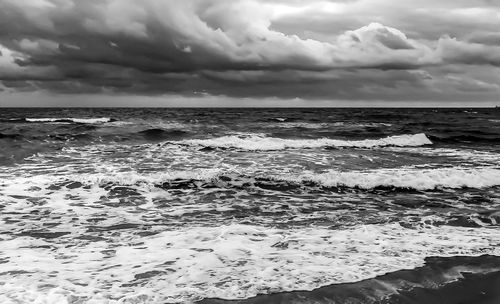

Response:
(1, 0), (500, 105)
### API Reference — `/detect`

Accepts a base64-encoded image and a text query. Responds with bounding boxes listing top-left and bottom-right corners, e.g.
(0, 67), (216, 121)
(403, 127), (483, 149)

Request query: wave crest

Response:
(174, 133), (432, 150)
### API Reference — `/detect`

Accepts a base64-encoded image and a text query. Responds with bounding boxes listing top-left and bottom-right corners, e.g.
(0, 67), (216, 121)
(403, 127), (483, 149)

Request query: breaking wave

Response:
(11, 167), (500, 192)
(172, 133), (432, 150)
(106, 167), (500, 191)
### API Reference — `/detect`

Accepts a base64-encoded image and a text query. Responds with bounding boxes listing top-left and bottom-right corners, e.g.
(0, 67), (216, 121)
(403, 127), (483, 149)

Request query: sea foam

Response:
(0, 223), (498, 303)
(175, 133), (432, 150)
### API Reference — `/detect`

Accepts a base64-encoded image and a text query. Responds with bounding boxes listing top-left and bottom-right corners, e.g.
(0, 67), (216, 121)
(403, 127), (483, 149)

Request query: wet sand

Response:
(201, 255), (500, 304)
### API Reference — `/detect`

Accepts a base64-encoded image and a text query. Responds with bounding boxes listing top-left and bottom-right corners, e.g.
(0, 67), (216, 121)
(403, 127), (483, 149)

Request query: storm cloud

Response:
(0, 0), (499, 104)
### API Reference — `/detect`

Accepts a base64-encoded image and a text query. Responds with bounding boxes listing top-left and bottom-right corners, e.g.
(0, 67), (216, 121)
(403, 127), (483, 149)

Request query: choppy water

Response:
(0, 108), (499, 303)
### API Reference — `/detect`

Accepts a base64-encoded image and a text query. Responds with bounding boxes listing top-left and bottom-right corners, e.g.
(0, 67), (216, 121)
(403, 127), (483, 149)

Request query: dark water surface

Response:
(0, 108), (499, 303)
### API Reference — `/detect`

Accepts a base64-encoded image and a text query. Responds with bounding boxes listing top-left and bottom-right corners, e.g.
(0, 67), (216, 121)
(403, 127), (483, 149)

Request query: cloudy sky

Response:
(1, 0), (500, 107)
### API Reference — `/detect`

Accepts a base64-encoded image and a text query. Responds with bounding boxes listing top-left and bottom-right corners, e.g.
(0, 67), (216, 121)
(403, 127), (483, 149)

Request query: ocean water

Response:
(0, 108), (499, 303)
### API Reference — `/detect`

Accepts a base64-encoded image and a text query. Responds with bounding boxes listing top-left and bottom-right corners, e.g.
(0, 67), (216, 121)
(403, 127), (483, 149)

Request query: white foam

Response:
(78, 169), (225, 187)
(176, 133), (432, 150)
(0, 223), (498, 303)
(25, 117), (112, 124)
(289, 167), (500, 190)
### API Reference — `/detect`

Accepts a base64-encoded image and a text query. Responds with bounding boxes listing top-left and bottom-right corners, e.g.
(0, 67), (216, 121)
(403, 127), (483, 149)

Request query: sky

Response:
(0, 0), (500, 107)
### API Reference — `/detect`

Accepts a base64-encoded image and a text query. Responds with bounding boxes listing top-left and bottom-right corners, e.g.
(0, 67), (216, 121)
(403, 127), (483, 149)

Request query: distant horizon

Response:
(1, 105), (498, 109)
(1, 91), (499, 109)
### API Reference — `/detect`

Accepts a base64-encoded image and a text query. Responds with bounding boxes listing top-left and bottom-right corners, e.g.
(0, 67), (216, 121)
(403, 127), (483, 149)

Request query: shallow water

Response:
(0, 108), (499, 303)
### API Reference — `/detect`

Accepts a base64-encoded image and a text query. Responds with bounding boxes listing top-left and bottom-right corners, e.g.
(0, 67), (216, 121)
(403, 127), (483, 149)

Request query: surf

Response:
(168, 133), (433, 150)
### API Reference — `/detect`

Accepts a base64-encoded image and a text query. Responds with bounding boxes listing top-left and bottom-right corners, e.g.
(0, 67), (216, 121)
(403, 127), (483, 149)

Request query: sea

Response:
(0, 108), (499, 304)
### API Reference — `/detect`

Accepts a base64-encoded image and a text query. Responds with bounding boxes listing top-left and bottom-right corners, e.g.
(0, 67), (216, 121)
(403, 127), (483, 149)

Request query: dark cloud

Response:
(0, 0), (499, 103)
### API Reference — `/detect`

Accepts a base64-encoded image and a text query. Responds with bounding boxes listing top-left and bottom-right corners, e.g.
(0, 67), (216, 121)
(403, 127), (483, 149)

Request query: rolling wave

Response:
(0, 133), (21, 139)
(138, 128), (189, 140)
(3, 117), (114, 124)
(428, 134), (500, 144)
(11, 167), (499, 192)
(172, 133), (432, 150)
(26, 117), (114, 124)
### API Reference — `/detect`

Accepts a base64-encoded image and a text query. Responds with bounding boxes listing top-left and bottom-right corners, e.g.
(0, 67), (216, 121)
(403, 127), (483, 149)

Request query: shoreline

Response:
(201, 255), (500, 304)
